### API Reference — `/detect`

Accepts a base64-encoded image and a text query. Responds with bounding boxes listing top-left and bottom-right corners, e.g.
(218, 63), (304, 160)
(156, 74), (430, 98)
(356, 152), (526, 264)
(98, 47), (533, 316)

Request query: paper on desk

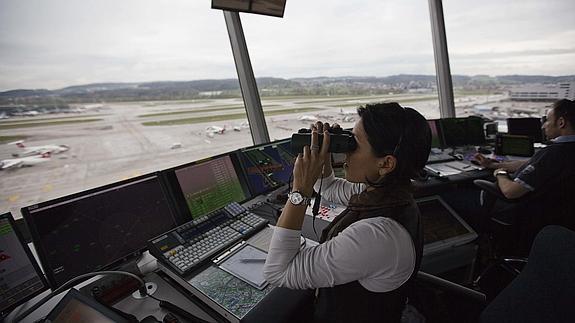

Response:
(444, 161), (480, 171)
(219, 244), (269, 290)
(425, 164), (461, 176)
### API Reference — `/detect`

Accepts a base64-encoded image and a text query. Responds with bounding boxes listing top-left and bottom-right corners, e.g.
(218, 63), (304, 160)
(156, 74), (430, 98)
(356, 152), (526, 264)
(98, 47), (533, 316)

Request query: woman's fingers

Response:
(320, 130), (330, 157)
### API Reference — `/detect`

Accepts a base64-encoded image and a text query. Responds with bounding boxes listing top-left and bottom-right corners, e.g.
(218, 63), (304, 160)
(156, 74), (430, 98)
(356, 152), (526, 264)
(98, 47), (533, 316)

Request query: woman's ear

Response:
(377, 155), (397, 176)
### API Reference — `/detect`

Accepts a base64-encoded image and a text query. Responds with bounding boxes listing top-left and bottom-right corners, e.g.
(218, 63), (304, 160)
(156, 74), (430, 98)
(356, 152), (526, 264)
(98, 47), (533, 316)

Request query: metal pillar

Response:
(223, 11), (270, 144)
(428, 0), (456, 118)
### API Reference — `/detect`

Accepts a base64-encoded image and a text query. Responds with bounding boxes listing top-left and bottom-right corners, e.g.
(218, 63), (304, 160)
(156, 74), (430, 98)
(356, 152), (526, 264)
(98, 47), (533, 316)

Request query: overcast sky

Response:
(1, 0), (574, 91)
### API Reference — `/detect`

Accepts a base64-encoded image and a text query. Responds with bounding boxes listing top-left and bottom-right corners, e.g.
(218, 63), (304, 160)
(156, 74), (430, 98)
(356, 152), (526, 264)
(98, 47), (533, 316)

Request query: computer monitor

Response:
(495, 134), (534, 157)
(0, 213), (49, 318)
(507, 118), (543, 143)
(416, 196), (477, 256)
(237, 139), (295, 196)
(440, 117), (485, 147)
(170, 154), (250, 220)
(427, 119), (444, 148)
(22, 175), (178, 288)
(45, 288), (130, 323)
(212, 0), (287, 18)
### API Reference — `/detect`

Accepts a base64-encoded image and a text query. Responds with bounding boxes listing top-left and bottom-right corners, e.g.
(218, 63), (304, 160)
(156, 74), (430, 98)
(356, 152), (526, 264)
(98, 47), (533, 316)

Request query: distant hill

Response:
(1, 74), (573, 105)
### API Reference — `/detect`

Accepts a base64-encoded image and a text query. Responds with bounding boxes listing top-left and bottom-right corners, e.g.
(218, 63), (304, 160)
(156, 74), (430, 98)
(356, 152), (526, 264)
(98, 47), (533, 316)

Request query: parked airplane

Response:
(1, 153), (51, 170)
(298, 115), (318, 122)
(205, 125), (226, 138)
(232, 121), (250, 131)
(9, 141), (70, 157)
(339, 108), (357, 116)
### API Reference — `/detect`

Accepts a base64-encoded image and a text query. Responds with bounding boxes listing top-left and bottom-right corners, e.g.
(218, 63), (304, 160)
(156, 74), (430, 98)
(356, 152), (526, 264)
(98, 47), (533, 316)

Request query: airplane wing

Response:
(1, 159), (23, 170)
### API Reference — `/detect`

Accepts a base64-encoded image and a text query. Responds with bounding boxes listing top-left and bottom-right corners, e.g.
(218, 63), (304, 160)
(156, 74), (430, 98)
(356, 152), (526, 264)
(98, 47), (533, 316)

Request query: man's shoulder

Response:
(532, 142), (575, 159)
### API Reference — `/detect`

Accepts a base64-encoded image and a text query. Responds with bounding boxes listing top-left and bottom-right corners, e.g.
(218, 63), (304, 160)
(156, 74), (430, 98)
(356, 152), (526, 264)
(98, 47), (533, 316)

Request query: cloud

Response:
(0, 0), (574, 91)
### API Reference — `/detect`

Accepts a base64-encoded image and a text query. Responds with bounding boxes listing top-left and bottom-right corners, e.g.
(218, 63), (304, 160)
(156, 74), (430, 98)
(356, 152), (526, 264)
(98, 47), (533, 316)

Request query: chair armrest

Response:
(416, 271), (487, 306)
(473, 179), (507, 201)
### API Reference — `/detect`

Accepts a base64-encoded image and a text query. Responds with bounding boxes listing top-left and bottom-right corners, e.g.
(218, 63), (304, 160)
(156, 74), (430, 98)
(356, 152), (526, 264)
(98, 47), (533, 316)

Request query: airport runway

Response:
(1, 94), (538, 217)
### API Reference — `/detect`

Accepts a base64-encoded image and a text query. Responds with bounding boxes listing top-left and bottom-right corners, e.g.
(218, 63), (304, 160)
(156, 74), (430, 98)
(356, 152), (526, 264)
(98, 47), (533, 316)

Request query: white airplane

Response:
(341, 115), (355, 122)
(205, 125), (226, 138)
(339, 109), (357, 116)
(1, 152), (51, 170)
(298, 115), (318, 122)
(232, 121), (250, 131)
(10, 141), (70, 157)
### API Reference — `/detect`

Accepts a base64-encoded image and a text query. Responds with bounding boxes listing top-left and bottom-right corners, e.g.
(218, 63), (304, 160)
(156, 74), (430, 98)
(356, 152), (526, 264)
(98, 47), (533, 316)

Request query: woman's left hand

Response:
(292, 127), (330, 197)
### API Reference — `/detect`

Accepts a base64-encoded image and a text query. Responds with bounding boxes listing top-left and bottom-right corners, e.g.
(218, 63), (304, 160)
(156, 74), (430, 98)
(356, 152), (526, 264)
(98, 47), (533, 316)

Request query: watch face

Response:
(290, 192), (304, 205)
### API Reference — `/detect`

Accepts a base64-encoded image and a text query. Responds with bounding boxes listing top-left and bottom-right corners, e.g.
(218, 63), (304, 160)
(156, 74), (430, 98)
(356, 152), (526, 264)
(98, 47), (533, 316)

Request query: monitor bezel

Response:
(0, 212), (49, 318)
(237, 137), (294, 197)
(21, 173), (178, 289)
(161, 151), (252, 222)
(211, 0), (286, 18)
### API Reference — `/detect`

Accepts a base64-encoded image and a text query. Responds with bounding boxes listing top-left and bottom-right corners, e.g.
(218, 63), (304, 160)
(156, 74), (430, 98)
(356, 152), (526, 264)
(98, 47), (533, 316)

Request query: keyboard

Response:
(149, 202), (268, 276)
(427, 153), (456, 164)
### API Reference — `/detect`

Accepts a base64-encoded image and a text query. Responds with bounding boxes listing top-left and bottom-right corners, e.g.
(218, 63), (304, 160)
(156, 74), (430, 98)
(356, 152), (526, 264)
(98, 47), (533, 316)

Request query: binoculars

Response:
(290, 128), (357, 153)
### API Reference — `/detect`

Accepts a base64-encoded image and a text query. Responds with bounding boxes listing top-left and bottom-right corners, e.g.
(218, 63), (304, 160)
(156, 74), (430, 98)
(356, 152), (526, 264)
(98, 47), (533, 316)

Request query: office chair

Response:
(411, 225), (575, 323)
(473, 167), (575, 258)
(480, 225), (575, 323)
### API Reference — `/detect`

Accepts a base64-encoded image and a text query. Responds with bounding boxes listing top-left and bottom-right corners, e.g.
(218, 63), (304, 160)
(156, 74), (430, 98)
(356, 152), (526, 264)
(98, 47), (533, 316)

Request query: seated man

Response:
(474, 99), (575, 253)
(474, 99), (575, 199)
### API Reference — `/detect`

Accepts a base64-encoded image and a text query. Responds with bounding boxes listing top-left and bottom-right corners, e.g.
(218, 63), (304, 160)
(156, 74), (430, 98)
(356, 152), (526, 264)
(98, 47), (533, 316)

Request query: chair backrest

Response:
(514, 168), (575, 248)
(480, 225), (575, 323)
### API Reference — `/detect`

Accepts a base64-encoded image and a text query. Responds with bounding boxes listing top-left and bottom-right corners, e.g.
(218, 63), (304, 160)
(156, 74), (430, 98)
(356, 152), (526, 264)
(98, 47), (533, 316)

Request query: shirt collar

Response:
(552, 135), (575, 143)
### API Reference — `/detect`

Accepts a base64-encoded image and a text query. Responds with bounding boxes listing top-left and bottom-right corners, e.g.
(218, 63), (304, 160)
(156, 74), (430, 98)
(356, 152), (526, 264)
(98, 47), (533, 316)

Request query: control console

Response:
(149, 202), (267, 276)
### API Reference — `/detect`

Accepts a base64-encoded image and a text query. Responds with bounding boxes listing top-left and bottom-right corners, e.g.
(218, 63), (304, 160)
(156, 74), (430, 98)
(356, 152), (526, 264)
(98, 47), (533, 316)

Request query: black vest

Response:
(313, 186), (423, 323)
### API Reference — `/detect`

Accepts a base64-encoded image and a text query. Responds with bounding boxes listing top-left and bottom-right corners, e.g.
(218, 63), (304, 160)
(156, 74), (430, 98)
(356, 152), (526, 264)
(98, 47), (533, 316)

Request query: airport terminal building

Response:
(510, 82), (575, 101)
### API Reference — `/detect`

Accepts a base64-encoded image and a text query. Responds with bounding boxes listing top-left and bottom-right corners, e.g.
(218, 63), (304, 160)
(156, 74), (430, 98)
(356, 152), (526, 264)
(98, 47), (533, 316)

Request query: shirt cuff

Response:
(314, 170), (335, 191)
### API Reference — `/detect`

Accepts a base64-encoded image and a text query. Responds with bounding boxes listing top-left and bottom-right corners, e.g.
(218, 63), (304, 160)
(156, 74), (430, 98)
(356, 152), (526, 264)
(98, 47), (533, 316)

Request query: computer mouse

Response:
(478, 148), (492, 154)
(453, 154), (464, 160)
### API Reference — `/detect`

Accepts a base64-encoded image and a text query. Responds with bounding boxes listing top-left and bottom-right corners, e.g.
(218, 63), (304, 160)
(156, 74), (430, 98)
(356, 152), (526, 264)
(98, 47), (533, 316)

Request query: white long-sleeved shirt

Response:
(263, 172), (416, 292)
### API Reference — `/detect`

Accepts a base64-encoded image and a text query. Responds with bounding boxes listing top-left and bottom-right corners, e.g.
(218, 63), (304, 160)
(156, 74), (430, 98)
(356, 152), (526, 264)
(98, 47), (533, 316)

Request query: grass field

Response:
(142, 107), (321, 126)
(0, 118), (103, 130)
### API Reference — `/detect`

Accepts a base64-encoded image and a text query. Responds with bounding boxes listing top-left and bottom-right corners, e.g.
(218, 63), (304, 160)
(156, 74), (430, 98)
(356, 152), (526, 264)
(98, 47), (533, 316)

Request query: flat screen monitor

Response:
(22, 175), (177, 288)
(0, 213), (48, 317)
(495, 134), (534, 157)
(173, 154), (250, 220)
(440, 117), (485, 147)
(46, 288), (129, 323)
(237, 139), (295, 196)
(416, 196), (477, 256)
(427, 119), (444, 148)
(212, 0), (286, 18)
(507, 118), (543, 143)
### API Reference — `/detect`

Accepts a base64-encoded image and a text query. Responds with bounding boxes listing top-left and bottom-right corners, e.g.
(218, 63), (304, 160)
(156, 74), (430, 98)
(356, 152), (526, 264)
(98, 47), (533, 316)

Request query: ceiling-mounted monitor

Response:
(212, 0), (287, 18)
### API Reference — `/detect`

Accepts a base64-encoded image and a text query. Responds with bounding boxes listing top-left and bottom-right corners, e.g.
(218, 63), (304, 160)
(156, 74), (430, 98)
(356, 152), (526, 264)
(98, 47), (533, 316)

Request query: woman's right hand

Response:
(312, 121), (337, 177)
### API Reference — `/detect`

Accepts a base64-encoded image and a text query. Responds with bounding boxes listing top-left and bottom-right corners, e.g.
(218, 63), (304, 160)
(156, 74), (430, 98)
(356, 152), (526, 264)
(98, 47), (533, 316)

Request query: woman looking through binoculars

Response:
(263, 102), (432, 323)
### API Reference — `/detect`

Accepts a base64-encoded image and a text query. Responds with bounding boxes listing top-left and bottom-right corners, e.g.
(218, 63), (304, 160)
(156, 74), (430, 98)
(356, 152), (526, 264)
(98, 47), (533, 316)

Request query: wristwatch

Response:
(494, 170), (509, 177)
(288, 191), (312, 206)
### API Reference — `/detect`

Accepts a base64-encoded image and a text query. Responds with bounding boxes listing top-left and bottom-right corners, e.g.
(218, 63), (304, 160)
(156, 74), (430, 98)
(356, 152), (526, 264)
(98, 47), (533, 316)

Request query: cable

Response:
(312, 173), (324, 240)
(147, 294), (211, 323)
(14, 270), (147, 322)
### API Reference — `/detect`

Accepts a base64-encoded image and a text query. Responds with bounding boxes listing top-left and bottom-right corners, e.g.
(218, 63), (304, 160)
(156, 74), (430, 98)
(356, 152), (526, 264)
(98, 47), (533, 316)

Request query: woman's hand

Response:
(292, 125), (330, 197)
